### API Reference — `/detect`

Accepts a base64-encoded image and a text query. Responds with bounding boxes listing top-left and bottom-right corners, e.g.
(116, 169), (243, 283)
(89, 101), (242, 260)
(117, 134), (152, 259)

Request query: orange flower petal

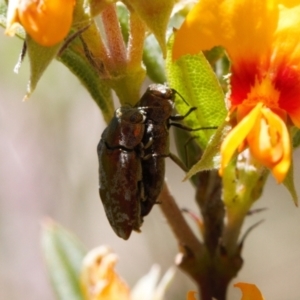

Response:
(186, 291), (197, 300)
(8, 0), (75, 46)
(220, 103), (263, 175)
(173, 0), (279, 61)
(234, 282), (265, 300)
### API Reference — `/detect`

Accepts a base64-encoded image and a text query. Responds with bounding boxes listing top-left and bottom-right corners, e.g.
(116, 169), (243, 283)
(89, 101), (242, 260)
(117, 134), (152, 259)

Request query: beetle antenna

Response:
(173, 89), (189, 106)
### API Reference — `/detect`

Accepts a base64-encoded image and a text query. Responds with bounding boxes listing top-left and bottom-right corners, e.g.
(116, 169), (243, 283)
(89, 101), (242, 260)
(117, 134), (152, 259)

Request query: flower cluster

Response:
(173, 0), (300, 183)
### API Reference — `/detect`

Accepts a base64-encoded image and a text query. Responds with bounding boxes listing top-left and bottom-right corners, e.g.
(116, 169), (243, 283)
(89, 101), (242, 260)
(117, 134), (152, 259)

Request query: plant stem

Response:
(127, 12), (146, 70)
(158, 182), (202, 254)
(101, 4), (127, 73)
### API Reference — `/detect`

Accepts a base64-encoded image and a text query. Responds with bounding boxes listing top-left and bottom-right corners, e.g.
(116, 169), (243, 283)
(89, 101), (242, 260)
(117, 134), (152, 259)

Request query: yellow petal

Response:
(273, 3), (300, 65)
(173, 0), (279, 61)
(17, 0), (75, 46)
(234, 282), (265, 300)
(245, 107), (291, 182)
(81, 247), (131, 300)
(220, 103), (263, 175)
(262, 109), (291, 182)
(247, 111), (283, 166)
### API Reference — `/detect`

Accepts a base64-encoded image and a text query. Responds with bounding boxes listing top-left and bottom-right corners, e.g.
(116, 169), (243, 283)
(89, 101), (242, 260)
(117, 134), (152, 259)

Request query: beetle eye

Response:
(129, 111), (144, 123)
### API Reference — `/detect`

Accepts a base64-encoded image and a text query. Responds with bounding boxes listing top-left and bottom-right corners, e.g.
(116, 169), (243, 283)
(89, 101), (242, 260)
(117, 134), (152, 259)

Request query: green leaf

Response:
(26, 35), (62, 99)
(184, 121), (231, 180)
(107, 68), (146, 107)
(283, 160), (298, 206)
(117, 3), (130, 44)
(59, 46), (115, 123)
(41, 219), (86, 300)
(292, 127), (300, 148)
(0, 0), (7, 29)
(143, 35), (166, 83)
(166, 34), (227, 149)
(122, 0), (175, 57)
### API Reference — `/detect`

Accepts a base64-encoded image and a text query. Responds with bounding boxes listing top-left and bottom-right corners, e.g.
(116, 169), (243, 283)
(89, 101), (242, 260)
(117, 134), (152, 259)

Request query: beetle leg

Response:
(169, 122), (217, 131)
(139, 180), (145, 201)
(149, 152), (188, 172)
(144, 137), (154, 149)
(170, 107), (197, 121)
(137, 140), (153, 160)
(142, 154), (153, 160)
(169, 152), (189, 172)
(58, 23), (91, 56)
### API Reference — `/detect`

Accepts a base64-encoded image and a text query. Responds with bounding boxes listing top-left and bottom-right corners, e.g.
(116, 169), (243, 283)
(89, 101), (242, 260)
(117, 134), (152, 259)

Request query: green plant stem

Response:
(222, 210), (248, 255)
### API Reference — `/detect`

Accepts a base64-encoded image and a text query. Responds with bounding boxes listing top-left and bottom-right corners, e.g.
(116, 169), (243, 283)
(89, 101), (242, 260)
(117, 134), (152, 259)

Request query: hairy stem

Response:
(101, 4), (127, 72)
(127, 11), (146, 70)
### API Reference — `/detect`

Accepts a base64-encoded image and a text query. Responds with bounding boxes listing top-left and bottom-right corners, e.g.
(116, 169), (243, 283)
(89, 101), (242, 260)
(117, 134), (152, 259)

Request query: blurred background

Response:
(0, 30), (300, 300)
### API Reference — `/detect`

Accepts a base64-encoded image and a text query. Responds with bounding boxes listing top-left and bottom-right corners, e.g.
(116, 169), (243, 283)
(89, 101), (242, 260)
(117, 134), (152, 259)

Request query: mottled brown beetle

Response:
(98, 85), (215, 239)
(97, 106), (147, 240)
(135, 84), (215, 217)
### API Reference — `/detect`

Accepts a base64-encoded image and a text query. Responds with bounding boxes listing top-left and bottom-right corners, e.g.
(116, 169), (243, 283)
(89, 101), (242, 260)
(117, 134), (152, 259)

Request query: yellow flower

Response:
(81, 247), (131, 300)
(80, 246), (175, 300)
(6, 0), (75, 46)
(173, 0), (300, 183)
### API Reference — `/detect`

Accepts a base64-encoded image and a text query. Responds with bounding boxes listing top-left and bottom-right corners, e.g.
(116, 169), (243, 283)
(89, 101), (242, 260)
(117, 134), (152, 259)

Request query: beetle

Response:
(97, 106), (147, 240)
(98, 84), (215, 239)
(135, 84), (215, 217)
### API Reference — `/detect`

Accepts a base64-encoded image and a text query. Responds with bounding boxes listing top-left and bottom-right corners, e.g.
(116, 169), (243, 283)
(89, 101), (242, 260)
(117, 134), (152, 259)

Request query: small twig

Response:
(158, 182), (202, 254)
(101, 3), (127, 71)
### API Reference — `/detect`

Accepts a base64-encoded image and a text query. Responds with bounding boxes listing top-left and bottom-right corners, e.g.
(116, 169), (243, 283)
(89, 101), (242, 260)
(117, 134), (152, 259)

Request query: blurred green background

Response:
(1, 29), (300, 300)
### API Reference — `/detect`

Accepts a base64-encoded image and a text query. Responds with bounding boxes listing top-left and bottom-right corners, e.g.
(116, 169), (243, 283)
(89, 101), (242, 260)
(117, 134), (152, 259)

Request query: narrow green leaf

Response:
(59, 47), (114, 123)
(41, 219), (86, 300)
(117, 3), (130, 44)
(292, 128), (300, 148)
(166, 35), (227, 150)
(143, 35), (166, 83)
(26, 35), (62, 99)
(184, 121), (230, 180)
(0, 0), (7, 29)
